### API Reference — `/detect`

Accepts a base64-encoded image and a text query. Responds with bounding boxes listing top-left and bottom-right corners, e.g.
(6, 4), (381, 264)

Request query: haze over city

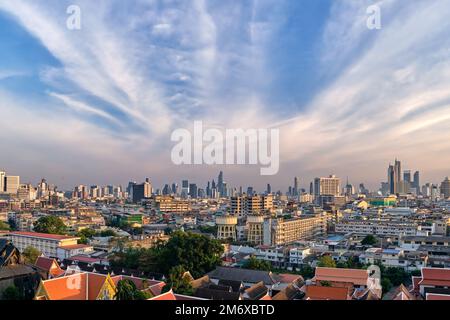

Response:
(1, 0), (450, 190)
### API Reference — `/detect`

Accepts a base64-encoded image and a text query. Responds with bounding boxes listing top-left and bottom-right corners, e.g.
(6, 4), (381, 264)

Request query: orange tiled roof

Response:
(314, 267), (368, 286)
(35, 256), (65, 278)
(41, 273), (88, 300)
(40, 272), (112, 300)
(150, 290), (177, 300)
(426, 293), (450, 300)
(420, 268), (450, 287)
(306, 285), (351, 300)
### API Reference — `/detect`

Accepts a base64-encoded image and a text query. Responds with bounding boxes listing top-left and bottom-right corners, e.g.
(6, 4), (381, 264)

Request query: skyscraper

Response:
(294, 177), (299, 196)
(413, 171), (420, 194)
(441, 177), (450, 199)
(218, 171), (224, 197)
(5, 175), (20, 194)
(314, 175), (340, 197)
(403, 170), (411, 184)
(189, 183), (198, 198)
(131, 178), (152, 203)
(0, 171), (5, 192)
(181, 180), (189, 197)
(388, 159), (402, 194)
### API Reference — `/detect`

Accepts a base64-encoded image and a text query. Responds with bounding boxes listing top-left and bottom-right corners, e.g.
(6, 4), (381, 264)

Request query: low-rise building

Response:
(8, 231), (81, 258)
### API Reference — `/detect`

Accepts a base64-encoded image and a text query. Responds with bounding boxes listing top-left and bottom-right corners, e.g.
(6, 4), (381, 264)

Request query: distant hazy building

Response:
(388, 159), (402, 194)
(181, 180), (189, 197)
(441, 177), (450, 199)
(413, 171), (420, 194)
(132, 178), (152, 203)
(0, 171), (5, 193)
(314, 175), (340, 197)
(5, 175), (20, 195)
(189, 183), (198, 198)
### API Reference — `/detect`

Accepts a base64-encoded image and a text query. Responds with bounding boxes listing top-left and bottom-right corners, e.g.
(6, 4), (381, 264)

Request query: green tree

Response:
(381, 278), (393, 294)
(0, 221), (10, 231)
(111, 231), (224, 279)
(244, 257), (272, 271)
(77, 228), (97, 244)
(23, 246), (41, 264)
(114, 279), (150, 300)
(152, 231), (224, 278)
(318, 256), (336, 268)
(33, 216), (67, 235)
(361, 235), (378, 246)
(298, 265), (315, 279)
(1, 285), (23, 300)
(99, 229), (117, 237)
(383, 267), (409, 286)
(162, 266), (194, 295)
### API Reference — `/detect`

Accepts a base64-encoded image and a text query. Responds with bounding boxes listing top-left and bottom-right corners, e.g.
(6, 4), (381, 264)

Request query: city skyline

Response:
(1, 158), (448, 196)
(1, 1), (450, 190)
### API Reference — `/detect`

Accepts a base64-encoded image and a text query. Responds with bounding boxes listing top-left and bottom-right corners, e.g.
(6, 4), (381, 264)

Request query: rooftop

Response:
(9, 231), (78, 241)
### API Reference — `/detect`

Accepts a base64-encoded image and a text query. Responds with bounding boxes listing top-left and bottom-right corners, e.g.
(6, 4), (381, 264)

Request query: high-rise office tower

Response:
(206, 181), (211, 198)
(344, 178), (354, 196)
(171, 183), (178, 195)
(388, 159), (402, 194)
(0, 171), (5, 192)
(294, 177), (299, 196)
(222, 182), (228, 197)
(131, 178), (152, 203)
(181, 180), (189, 197)
(309, 182), (313, 195)
(163, 184), (170, 195)
(267, 184), (272, 195)
(189, 183), (198, 198)
(413, 171), (420, 193)
(218, 171), (224, 197)
(403, 170), (411, 184)
(441, 177), (450, 199)
(314, 175), (341, 197)
(5, 175), (20, 194)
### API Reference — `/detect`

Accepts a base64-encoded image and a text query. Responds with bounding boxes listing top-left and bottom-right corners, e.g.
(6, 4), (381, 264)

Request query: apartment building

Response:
(8, 231), (80, 258)
(263, 214), (328, 246)
(153, 196), (191, 213)
(230, 195), (273, 218)
(335, 219), (418, 236)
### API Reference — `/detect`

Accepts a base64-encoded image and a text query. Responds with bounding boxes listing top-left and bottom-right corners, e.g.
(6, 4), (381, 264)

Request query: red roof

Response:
(68, 255), (101, 263)
(35, 256), (65, 278)
(426, 293), (450, 301)
(277, 273), (303, 284)
(420, 268), (450, 287)
(306, 285), (351, 300)
(10, 231), (77, 241)
(150, 290), (177, 300)
(314, 267), (369, 286)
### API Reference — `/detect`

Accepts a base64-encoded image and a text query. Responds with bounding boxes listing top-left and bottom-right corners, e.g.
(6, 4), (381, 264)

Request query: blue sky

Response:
(1, 0), (450, 192)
